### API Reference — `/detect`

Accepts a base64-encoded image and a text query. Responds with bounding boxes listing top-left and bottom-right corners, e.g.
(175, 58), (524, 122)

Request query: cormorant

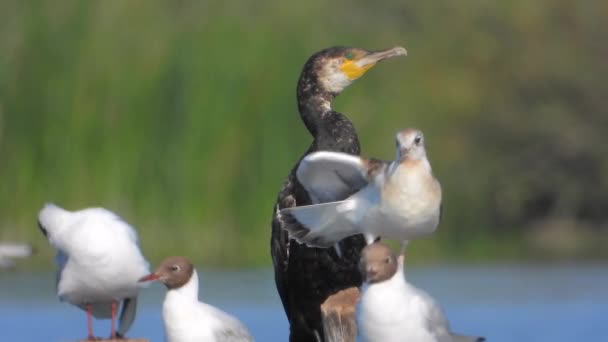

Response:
(270, 46), (407, 342)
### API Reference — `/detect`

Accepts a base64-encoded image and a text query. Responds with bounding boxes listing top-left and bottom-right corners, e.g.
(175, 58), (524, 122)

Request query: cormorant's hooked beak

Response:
(355, 46), (407, 68)
(341, 46), (407, 81)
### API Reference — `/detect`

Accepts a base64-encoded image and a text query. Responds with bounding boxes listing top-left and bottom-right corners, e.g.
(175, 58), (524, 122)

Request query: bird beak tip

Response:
(138, 273), (160, 283)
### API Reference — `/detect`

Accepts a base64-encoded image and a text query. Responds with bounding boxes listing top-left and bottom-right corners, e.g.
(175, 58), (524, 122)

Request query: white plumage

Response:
(140, 256), (254, 342)
(0, 242), (33, 269)
(38, 203), (150, 337)
(357, 243), (484, 342)
(163, 270), (253, 342)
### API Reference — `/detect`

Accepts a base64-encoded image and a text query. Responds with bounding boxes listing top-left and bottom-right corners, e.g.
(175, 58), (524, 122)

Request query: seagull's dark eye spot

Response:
(170, 265), (181, 272)
(414, 136), (422, 145)
(344, 52), (354, 60)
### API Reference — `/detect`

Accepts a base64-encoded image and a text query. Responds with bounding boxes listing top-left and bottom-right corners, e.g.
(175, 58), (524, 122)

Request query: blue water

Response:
(1, 264), (606, 341)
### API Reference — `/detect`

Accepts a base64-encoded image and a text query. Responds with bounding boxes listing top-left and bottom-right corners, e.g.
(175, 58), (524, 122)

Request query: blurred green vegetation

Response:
(0, 0), (606, 268)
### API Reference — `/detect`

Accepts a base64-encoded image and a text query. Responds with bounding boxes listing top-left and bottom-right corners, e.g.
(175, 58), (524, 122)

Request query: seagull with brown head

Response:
(139, 256), (254, 342)
(357, 242), (485, 342)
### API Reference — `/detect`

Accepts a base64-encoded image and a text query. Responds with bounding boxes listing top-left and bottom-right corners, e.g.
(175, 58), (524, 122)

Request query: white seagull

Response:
(139, 256), (254, 342)
(0, 241), (34, 269)
(37, 203), (150, 339)
(280, 128), (442, 254)
(357, 243), (485, 342)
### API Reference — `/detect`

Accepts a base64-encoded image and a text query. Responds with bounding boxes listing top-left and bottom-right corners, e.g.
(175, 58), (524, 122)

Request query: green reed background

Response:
(1, 1), (606, 267)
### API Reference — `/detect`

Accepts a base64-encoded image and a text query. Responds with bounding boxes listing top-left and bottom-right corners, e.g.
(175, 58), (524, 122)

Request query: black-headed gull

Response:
(38, 203), (150, 339)
(139, 256), (254, 342)
(357, 243), (485, 342)
(280, 128), (442, 254)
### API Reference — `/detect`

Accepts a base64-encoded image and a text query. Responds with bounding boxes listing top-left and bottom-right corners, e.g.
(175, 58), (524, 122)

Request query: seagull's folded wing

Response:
(297, 151), (380, 203)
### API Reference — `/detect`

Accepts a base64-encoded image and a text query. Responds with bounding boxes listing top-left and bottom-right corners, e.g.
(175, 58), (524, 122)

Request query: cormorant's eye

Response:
(414, 136), (422, 145)
(170, 265), (181, 272)
(344, 52), (354, 60)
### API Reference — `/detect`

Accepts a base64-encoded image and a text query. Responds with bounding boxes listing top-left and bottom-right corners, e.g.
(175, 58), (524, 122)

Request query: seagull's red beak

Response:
(138, 273), (160, 283)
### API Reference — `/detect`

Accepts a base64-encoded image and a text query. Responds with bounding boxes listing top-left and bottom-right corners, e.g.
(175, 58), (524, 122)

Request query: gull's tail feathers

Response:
(117, 297), (138, 337)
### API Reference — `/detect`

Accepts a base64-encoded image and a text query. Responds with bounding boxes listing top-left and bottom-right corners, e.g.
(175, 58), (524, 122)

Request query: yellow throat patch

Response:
(340, 60), (376, 81)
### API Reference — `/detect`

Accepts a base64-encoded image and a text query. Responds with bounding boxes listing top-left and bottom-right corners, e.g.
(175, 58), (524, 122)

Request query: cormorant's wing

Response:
(296, 151), (375, 203)
(270, 176), (298, 318)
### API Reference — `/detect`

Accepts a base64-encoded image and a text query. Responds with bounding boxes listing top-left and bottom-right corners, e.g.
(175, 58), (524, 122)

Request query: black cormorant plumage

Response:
(270, 46), (407, 342)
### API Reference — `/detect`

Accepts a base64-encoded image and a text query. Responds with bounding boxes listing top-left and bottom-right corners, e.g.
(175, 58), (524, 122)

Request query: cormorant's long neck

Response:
(296, 72), (337, 136)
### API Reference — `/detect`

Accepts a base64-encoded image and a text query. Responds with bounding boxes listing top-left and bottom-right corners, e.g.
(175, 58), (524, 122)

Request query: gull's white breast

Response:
(372, 161), (441, 239)
(358, 270), (443, 342)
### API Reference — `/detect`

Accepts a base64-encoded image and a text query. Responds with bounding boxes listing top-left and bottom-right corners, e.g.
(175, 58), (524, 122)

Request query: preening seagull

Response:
(38, 203), (150, 339)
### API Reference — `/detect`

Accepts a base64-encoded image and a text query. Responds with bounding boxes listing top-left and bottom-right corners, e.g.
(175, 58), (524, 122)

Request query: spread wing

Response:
(297, 151), (382, 203)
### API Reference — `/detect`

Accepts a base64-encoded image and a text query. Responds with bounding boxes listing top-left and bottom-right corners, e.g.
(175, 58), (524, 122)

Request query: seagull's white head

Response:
(395, 128), (426, 161)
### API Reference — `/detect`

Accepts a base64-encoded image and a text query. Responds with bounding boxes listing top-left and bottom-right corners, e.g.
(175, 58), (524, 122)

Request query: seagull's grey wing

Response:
(280, 196), (372, 248)
(213, 320), (255, 342)
(297, 151), (384, 203)
(54, 250), (68, 290)
(411, 286), (453, 341)
(117, 297), (138, 337)
(450, 333), (486, 342)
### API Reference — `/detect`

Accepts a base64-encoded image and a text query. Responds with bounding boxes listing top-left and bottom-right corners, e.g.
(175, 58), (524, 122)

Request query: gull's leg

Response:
(86, 303), (94, 340)
(110, 300), (118, 338)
